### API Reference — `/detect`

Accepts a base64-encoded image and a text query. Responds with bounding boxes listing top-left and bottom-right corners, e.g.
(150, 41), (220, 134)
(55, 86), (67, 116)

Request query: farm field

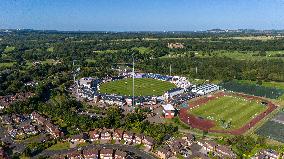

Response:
(201, 51), (284, 61)
(164, 50), (284, 61)
(99, 78), (176, 96)
(189, 95), (267, 130)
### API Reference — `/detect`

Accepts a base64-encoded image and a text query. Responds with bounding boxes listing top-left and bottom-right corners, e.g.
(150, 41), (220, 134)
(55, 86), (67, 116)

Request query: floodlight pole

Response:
(170, 64), (172, 77)
(132, 53), (135, 107)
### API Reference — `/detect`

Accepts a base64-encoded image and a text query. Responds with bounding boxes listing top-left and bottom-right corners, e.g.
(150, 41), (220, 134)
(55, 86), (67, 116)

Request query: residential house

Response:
(215, 145), (237, 158)
(125, 155), (135, 159)
(143, 136), (154, 150)
(52, 155), (66, 159)
(180, 148), (191, 158)
(30, 111), (63, 138)
(123, 131), (134, 144)
(0, 115), (12, 125)
(197, 140), (217, 152)
(255, 149), (280, 159)
(45, 120), (63, 138)
(157, 145), (174, 159)
(0, 92), (33, 110)
(133, 134), (143, 145)
(70, 133), (88, 144)
(115, 150), (127, 159)
(11, 114), (25, 123)
(171, 139), (187, 155)
(189, 152), (210, 159)
(67, 150), (83, 159)
(83, 149), (99, 159)
(182, 133), (195, 146)
(30, 111), (46, 125)
(189, 143), (202, 154)
(113, 129), (124, 141)
(89, 129), (101, 142)
(167, 43), (184, 49)
(100, 129), (112, 141)
(22, 124), (38, 135)
(100, 149), (113, 159)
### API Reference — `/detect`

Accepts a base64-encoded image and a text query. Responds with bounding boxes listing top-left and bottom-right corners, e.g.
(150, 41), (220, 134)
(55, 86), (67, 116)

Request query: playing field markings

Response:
(219, 98), (251, 119)
(219, 100), (248, 120)
(189, 95), (267, 130)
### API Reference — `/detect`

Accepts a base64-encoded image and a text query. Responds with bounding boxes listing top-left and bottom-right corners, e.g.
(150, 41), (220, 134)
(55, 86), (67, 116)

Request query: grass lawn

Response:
(77, 142), (89, 147)
(86, 59), (97, 63)
(4, 46), (15, 53)
(42, 59), (58, 65)
(132, 47), (150, 54)
(0, 62), (15, 68)
(47, 142), (69, 150)
(47, 47), (54, 52)
(165, 117), (190, 129)
(99, 78), (176, 96)
(189, 95), (267, 130)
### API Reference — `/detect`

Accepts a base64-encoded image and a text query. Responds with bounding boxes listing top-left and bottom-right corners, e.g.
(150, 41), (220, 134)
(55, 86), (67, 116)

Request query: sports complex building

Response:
(75, 73), (220, 108)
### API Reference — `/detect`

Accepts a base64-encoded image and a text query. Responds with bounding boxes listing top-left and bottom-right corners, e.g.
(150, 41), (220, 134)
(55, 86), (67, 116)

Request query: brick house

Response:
(89, 129), (101, 142)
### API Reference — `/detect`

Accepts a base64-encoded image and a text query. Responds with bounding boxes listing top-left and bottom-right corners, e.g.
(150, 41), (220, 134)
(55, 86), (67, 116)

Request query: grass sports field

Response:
(189, 95), (267, 130)
(99, 78), (176, 96)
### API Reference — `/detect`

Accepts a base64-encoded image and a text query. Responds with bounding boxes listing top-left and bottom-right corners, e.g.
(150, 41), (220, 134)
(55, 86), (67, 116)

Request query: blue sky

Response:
(0, 0), (284, 31)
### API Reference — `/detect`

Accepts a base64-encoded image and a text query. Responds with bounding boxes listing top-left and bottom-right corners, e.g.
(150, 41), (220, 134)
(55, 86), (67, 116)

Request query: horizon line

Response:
(1, 28), (284, 33)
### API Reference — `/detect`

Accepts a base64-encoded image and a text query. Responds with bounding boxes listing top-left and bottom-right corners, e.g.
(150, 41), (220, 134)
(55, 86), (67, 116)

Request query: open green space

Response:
(132, 47), (151, 53)
(189, 95), (267, 130)
(47, 142), (69, 150)
(47, 47), (54, 52)
(4, 46), (15, 53)
(99, 78), (176, 96)
(164, 50), (284, 61)
(197, 50), (284, 61)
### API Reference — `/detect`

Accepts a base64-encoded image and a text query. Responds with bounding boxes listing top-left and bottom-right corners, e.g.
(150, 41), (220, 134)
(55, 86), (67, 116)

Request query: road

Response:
(33, 144), (156, 159)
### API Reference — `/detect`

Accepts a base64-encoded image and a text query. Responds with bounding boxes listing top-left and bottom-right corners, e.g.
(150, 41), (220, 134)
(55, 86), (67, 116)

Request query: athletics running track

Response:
(179, 92), (277, 135)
